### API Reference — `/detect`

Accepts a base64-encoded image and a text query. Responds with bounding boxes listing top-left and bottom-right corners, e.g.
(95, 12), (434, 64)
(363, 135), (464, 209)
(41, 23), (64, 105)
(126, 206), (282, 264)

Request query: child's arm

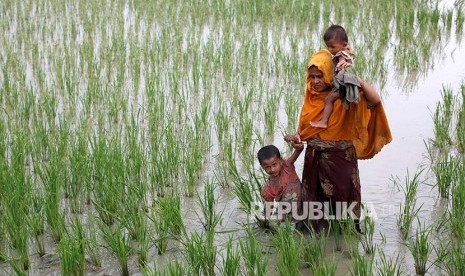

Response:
(283, 135), (304, 165)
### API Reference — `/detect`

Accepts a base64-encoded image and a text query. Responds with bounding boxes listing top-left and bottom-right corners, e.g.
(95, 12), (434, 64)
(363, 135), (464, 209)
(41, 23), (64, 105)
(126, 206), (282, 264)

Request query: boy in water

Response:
(258, 135), (303, 224)
(310, 24), (361, 128)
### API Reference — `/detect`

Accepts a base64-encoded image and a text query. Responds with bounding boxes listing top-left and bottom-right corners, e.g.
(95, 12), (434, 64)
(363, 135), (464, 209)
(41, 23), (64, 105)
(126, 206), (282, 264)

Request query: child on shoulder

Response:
(310, 24), (362, 129)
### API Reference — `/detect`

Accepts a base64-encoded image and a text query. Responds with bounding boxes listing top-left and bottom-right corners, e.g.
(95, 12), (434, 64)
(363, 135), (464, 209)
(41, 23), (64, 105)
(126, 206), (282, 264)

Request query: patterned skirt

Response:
(301, 138), (361, 222)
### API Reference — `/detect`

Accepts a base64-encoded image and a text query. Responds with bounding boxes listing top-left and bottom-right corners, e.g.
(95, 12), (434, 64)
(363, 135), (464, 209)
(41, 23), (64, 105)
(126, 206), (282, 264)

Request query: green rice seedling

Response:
(3, 209), (30, 270)
(359, 216), (375, 254)
(214, 138), (236, 188)
(58, 233), (86, 275)
(136, 222), (150, 268)
(100, 224), (132, 276)
(312, 257), (338, 276)
(396, 169), (423, 240)
(1, 135), (31, 270)
(197, 180), (223, 232)
(403, 224), (434, 276)
(437, 240), (465, 275)
(68, 128), (90, 213)
(330, 219), (343, 251)
(264, 91), (281, 136)
(239, 228), (268, 276)
(303, 227), (327, 272)
(432, 86), (454, 149)
(273, 221), (301, 276)
(214, 104), (230, 144)
(457, 84), (465, 153)
(375, 248), (403, 276)
(221, 236), (241, 276)
(432, 153), (457, 198)
(156, 192), (185, 237)
(0, 253), (27, 276)
(341, 219), (359, 256)
(0, 222), (6, 262)
(163, 259), (187, 276)
(184, 231), (217, 276)
(86, 217), (101, 267)
(349, 249), (375, 276)
(90, 134), (125, 226)
(26, 193), (46, 257)
(284, 90), (299, 135)
(120, 195), (147, 241)
(456, 117), (465, 154)
(142, 259), (187, 276)
(449, 172), (465, 240)
(230, 170), (269, 228)
(150, 211), (169, 255)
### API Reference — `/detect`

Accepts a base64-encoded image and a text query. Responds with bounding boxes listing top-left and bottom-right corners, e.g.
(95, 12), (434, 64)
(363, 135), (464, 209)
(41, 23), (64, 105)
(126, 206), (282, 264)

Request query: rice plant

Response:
(231, 170), (269, 228)
(284, 87), (300, 135)
(375, 248), (403, 276)
(432, 153), (457, 198)
(58, 228), (86, 275)
(85, 216), (102, 268)
(239, 228), (268, 276)
(341, 219), (359, 257)
(100, 224), (133, 276)
(273, 221), (301, 276)
(221, 236), (241, 276)
(436, 240), (465, 275)
(26, 192), (46, 257)
(403, 223), (433, 276)
(312, 256), (338, 276)
(432, 86), (454, 149)
(263, 90), (281, 136)
(359, 216), (375, 254)
(184, 230), (217, 276)
(349, 249), (375, 276)
(156, 192), (185, 237)
(303, 227), (327, 272)
(449, 171), (465, 240)
(396, 169), (423, 240)
(197, 180), (223, 232)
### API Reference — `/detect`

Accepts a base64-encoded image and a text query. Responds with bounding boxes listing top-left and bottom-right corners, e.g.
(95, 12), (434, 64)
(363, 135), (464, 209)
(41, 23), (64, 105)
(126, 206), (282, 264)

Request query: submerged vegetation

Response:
(0, 0), (464, 274)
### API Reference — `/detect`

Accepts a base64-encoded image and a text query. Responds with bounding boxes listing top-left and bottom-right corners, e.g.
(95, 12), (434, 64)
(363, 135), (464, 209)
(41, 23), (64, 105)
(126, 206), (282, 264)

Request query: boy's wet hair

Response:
(323, 24), (348, 43)
(257, 145), (281, 164)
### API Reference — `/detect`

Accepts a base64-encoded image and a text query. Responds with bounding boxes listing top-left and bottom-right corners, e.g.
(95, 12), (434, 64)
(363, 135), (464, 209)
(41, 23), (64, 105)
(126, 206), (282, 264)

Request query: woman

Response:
(297, 49), (392, 232)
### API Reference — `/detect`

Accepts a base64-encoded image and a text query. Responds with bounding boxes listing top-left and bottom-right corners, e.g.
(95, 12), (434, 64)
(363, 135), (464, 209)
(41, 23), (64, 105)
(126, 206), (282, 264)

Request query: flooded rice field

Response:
(1, 0), (465, 275)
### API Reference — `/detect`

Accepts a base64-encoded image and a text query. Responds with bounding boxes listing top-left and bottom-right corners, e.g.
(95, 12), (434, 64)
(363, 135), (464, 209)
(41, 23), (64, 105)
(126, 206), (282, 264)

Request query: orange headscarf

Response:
(298, 49), (392, 159)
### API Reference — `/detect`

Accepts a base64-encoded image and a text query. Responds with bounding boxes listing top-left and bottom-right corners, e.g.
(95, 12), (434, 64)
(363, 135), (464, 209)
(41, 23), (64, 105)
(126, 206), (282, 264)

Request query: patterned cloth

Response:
(301, 138), (361, 221)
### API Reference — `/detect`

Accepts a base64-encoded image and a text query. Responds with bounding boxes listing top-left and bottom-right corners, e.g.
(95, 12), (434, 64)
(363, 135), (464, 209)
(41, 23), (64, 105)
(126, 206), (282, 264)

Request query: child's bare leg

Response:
(310, 91), (339, 128)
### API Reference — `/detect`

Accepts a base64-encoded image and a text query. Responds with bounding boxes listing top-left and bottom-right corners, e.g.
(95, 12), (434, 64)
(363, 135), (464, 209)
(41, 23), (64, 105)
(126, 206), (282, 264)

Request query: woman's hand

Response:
(284, 134), (304, 151)
(358, 78), (381, 107)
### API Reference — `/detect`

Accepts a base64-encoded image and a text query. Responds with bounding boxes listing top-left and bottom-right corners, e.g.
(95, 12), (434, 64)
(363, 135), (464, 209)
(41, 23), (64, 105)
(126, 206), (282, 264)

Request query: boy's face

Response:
(260, 156), (283, 177)
(325, 39), (347, 55)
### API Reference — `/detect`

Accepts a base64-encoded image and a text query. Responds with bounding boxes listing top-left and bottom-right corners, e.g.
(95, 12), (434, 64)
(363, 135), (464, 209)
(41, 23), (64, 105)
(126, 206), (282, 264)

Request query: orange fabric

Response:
(298, 49), (392, 159)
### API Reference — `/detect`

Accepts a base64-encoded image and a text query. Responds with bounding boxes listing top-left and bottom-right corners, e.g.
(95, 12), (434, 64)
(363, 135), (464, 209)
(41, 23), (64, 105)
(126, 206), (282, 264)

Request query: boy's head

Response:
(257, 145), (283, 177)
(323, 25), (349, 55)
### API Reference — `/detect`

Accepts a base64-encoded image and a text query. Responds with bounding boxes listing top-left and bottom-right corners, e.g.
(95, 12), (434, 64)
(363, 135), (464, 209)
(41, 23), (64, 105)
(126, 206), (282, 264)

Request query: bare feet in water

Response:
(310, 120), (328, 128)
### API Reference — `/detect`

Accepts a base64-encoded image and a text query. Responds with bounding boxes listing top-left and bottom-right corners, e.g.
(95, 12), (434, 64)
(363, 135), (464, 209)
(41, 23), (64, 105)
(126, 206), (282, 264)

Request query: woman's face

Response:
(308, 66), (330, 92)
